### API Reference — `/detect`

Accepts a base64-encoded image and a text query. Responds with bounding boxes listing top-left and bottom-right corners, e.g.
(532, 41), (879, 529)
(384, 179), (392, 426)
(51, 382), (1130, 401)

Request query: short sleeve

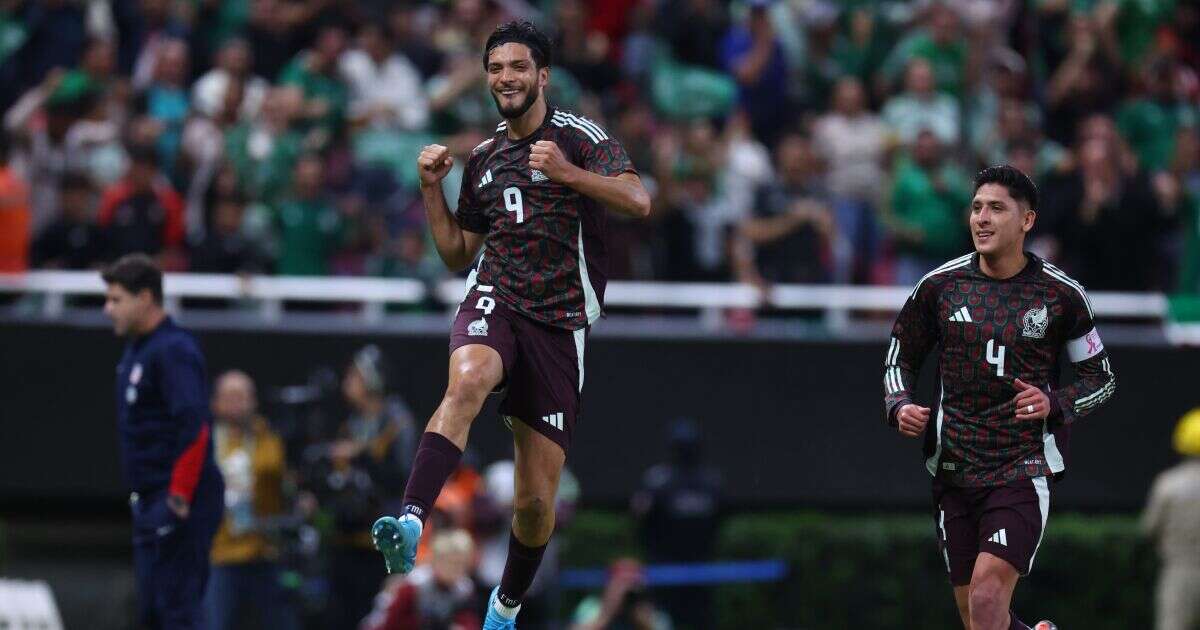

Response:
(578, 138), (636, 178)
(455, 155), (489, 234)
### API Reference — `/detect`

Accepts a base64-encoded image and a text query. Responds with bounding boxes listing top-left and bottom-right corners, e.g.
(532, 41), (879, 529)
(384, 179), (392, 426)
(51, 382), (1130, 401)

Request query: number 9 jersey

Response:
(454, 107), (636, 331)
(883, 252), (1117, 487)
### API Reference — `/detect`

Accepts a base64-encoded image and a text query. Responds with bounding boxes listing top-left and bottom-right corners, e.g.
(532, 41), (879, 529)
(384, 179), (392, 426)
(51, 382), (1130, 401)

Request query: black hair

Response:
(973, 164), (1038, 212)
(102, 253), (163, 304)
(483, 20), (552, 69)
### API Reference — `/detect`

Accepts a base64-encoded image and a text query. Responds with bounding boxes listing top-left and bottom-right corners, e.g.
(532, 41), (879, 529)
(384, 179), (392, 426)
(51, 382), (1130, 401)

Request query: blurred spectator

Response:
(274, 154), (344, 276)
(204, 370), (298, 630)
(732, 132), (834, 287)
(0, 134), (30, 271)
(96, 144), (186, 268)
(10, 0), (87, 101)
(886, 130), (971, 285)
(1039, 119), (1166, 290)
(1115, 58), (1199, 174)
(339, 22), (429, 131)
(31, 172), (106, 270)
(657, 0), (728, 70)
(1044, 13), (1123, 146)
(1142, 407), (1200, 630)
(879, 2), (968, 98)
(966, 48), (1032, 163)
(387, 4), (444, 81)
(882, 57), (960, 146)
(651, 121), (733, 281)
(361, 529), (480, 630)
(192, 38), (270, 121)
(973, 98), (1067, 180)
(1172, 128), (1200, 294)
(224, 86), (307, 204)
(720, 2), (790, 146)
(5, 68), (92, 233)
(121, 0), (190, 90)
(318, 344), (418, 630)
(555, 0), (620, 94)
(244, 0), (305, 81)
(140, 38), (191, 177)
(631, 419), (721, 629)
(813, 77), (888, 281)
(568, 559), (672, 630)
(280, 24), (350, 146)
(191, 193), (270, 274)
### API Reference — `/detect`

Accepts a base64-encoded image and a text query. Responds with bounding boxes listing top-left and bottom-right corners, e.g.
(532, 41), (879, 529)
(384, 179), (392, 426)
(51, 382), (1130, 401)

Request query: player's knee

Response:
(446, 361), (497, 404)
(513, 495), (553, 535)
(968, 574), (1007, 625)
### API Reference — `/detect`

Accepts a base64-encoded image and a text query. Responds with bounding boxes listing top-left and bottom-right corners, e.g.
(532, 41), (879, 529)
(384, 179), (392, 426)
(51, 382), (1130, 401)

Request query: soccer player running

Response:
(883, 166), (1116, 630)
(102, 254), (225, 629)
(371, 21), (650, 630)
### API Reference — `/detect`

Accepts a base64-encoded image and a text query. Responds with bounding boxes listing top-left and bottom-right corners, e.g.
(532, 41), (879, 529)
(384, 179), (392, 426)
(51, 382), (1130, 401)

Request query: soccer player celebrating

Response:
(883, 166), (1115, 630)
(371, 20), (649, 630)
(102, 254), (225, 629)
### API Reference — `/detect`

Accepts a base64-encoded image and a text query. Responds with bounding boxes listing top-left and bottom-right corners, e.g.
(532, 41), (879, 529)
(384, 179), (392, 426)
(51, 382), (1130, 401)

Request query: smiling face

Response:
(486, 42), (548, 120)
(970, 182), (1034, 256)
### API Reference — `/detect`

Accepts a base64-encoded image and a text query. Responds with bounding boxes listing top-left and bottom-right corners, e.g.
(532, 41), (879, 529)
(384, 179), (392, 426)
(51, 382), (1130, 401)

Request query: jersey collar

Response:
(969, 251), (1043, 281)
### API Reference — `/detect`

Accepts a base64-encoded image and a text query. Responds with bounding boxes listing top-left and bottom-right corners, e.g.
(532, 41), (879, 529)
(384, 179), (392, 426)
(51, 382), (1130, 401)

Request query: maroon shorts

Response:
(932, 476), (1051, 586)
(449, 286), (587, 453)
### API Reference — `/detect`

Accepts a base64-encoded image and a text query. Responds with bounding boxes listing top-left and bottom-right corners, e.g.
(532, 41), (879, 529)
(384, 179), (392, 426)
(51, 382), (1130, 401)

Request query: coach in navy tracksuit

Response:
(103, 254), (224, 629)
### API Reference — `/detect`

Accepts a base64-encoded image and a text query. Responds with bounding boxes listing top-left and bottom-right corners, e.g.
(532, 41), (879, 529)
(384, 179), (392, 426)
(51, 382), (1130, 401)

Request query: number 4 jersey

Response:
(883, 252), (1116, 487)
(454, 106), (636, 331)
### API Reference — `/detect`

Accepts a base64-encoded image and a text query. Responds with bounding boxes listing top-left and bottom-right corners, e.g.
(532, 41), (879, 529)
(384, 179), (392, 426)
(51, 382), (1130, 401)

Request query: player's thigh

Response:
(512, 419), (566, 507)
(448, 288), (517, 394)
(968, 551), (1020, 603)
(933, 478), (980, 587)
(976, 477), (1050, 577)
(500, 321), (584, 453)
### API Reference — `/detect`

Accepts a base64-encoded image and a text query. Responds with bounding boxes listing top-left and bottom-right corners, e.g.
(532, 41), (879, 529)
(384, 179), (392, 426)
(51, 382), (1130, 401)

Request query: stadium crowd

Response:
(0, 0), (1198, 296)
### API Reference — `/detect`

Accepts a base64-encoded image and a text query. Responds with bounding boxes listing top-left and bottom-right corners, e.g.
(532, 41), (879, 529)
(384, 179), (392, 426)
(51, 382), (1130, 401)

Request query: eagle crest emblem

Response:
(1022, 304), (1049, 339)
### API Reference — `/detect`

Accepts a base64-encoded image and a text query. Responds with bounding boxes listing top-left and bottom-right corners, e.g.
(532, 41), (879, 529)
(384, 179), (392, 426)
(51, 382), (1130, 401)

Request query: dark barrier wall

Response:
(0, 321), (1193, 511)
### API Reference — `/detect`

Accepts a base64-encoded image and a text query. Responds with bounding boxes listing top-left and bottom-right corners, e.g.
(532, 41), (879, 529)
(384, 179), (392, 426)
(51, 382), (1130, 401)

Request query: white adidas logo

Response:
(478, 169), (494, 188)
(988, 528), (1008, 547)
(948, 307), (973, 323)
(531, 169), (548, 183)
(542, 412), (564, 430)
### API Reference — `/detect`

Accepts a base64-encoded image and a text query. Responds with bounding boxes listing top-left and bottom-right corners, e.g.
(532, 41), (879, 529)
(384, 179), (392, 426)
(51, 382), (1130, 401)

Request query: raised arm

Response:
(417, 144), (486, 271)
(529, 138), (650, 218)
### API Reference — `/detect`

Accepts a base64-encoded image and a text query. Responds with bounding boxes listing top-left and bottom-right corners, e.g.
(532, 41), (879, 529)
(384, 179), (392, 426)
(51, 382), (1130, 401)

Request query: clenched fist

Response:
(417, 144), (453, 187)
(529, 140), (575, 183)
(896, 403), (931, 438)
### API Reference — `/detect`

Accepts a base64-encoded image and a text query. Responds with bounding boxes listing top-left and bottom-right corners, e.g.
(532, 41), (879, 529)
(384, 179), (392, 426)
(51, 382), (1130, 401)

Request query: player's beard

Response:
(492, 82), (540, 120)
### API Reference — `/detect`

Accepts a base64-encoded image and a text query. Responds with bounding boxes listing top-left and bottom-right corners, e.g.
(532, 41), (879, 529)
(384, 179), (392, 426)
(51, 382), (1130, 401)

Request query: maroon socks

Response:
(496, 532), (549, 608)
(401, 432), (463, 523)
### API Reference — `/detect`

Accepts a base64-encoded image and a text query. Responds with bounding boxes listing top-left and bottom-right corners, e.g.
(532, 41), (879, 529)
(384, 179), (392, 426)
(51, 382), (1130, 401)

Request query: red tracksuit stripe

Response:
(168, 422), (209, 502)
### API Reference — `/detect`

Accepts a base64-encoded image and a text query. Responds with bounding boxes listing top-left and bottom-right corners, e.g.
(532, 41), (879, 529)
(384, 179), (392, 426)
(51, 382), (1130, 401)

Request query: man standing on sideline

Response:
(103, 253), (225, 629)
(1143, 408), (1200, 630)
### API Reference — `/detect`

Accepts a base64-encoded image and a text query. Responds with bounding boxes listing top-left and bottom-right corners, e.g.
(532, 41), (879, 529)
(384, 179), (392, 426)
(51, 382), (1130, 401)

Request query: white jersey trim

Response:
(909, 253), (974, 299)
(925, 380), (946, 477)
(577, 225), (602, 325)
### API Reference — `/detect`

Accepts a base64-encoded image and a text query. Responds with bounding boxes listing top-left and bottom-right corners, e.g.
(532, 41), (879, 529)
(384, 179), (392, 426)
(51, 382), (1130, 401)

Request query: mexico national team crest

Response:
(468, 318), (489, 336)
(1022, 304), (1049, 338)
(530, 169), (548, 183)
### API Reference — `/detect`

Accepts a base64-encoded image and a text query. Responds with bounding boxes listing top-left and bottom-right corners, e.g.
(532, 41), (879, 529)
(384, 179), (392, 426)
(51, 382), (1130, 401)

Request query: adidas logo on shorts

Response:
(542, 412), (564, 430)
(988, 528), (1008, 547)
